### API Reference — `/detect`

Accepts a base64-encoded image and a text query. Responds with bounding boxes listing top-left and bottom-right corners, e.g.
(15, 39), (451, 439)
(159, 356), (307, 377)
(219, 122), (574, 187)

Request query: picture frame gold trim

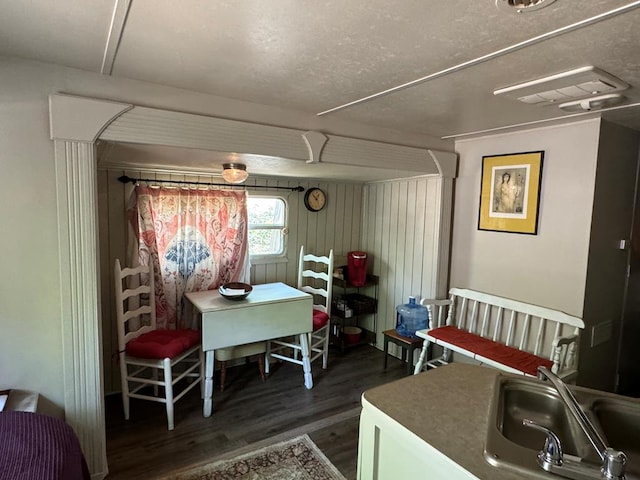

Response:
(478, 151), (544, 234)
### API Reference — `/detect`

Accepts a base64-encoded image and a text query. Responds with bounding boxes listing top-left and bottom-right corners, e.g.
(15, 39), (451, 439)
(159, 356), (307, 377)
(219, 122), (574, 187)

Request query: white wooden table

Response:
(185, 282), (313, 417)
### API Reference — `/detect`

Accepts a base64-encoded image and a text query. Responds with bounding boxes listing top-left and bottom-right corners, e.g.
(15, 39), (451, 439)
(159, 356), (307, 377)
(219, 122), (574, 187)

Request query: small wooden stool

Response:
(382, 329), (424, 375)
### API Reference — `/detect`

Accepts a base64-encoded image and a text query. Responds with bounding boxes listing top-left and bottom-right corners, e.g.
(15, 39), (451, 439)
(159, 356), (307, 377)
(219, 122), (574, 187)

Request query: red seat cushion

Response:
(126, 329), (200, 359)
(428, 326), (553, 376)
(312, 310), (330, 331)
(429, 326), (496, 351)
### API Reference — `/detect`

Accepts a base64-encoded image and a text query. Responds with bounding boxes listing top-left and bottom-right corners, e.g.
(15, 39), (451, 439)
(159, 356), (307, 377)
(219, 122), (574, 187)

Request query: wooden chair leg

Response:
(220, 361), (227, 392)
(414, 340), (429, 374)
(383, 335), (390, 369)
(163, 359), (175, 431)
(257, 354), (266, 381)
(265, 341), (272, 374)
(120, 357), (131, 420)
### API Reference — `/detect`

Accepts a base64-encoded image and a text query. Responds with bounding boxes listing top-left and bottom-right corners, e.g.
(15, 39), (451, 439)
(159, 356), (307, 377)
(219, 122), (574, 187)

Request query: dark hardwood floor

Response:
(105, 344), (409, 479)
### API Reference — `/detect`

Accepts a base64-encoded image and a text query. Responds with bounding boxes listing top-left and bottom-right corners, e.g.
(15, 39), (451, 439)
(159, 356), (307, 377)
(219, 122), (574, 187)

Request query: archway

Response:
(50, 93), (454, 478)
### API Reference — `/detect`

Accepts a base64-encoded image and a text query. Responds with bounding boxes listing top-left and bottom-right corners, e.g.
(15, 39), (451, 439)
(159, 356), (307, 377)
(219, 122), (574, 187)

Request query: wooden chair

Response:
(115, 259), (203, 430)
(266, 246), (334, 370)
(215, 342), (266, 391)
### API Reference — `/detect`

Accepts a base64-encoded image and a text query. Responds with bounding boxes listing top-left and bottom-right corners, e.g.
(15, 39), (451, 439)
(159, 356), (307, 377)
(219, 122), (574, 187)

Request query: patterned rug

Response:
(159, 434), (346, 480)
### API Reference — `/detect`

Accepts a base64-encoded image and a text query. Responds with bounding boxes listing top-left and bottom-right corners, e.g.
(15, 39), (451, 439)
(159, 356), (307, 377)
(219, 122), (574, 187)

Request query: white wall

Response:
(451, 119), (640, 389)
(0, 63), (64, 416)
(0, 55), (450, 414)
(451, 119), (602, 316)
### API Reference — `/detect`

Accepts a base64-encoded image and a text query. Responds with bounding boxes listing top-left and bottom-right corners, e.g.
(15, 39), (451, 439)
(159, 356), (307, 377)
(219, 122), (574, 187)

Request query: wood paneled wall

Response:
(362, 176), (451, 347)
(97, 168), (364, 393)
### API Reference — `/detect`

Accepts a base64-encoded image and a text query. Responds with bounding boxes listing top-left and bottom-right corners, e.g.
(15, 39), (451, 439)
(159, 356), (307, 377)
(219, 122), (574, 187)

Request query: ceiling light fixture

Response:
(495, 0), (557, 13)
(221, 163), (248, 184)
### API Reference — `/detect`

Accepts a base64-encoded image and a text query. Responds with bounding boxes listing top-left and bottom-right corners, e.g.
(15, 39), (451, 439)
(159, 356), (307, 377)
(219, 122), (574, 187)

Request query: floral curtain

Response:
(130, 186), (250, 329)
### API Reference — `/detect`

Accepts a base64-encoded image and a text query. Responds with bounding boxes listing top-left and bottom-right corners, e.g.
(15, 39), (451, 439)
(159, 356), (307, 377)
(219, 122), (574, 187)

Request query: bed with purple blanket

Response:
(0, 411), (90, 480)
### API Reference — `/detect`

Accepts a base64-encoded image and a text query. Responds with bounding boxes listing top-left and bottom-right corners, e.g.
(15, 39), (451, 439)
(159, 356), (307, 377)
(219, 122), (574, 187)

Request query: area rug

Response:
(160, 434), (346, 480)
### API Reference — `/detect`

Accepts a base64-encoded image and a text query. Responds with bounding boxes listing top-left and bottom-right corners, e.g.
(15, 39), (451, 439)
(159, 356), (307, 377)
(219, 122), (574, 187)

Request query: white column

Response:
(54, 140), (108, 478)
(51, 94), (132, 480)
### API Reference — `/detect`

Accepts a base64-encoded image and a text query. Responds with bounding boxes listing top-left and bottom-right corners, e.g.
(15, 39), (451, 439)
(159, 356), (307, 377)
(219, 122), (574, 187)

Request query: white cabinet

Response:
(357, 396), (479, 480)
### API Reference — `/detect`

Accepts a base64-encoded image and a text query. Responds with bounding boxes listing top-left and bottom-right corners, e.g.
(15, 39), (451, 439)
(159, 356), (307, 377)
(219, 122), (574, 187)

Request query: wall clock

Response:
(304, 187), (327, 212)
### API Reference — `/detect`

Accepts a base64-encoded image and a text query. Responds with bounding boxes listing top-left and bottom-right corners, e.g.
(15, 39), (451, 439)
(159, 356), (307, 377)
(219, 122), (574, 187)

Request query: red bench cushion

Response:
(126, 329), (200, 359)
(428, 326), (553, 376)
(313, 310), (330, 331)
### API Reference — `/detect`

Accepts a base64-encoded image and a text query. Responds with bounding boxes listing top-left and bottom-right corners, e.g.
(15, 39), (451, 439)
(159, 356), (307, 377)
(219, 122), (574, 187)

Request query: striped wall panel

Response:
(362, 176), (451, 348)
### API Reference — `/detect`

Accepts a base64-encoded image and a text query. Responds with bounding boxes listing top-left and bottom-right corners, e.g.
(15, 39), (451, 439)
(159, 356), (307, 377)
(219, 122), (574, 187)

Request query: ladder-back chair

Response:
(266, 246), (334, 371)
(115, 259), (203, 430)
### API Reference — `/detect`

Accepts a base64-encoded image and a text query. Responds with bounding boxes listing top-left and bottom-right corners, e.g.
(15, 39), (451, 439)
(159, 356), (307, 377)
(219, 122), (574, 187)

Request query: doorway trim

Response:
(50, 93), (455, 479)
(51, 94), (133, 479)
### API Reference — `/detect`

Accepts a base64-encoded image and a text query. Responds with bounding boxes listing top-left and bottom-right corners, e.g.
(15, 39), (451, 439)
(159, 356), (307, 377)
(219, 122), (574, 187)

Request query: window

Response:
(247, 196), (287, 258)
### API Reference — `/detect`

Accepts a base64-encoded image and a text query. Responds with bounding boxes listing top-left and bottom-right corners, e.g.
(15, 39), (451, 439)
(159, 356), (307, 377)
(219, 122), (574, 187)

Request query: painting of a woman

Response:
(493, 169), (526, 214)
(479, 151), (543, 234)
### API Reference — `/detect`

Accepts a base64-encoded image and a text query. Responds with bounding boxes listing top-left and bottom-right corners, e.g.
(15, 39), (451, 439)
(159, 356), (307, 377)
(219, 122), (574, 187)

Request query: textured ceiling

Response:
(2, 0), (639, 178)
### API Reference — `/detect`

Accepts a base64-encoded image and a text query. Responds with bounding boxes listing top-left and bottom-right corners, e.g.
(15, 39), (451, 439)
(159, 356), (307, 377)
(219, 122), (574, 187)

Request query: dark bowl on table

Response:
(219, 282), (253, 301)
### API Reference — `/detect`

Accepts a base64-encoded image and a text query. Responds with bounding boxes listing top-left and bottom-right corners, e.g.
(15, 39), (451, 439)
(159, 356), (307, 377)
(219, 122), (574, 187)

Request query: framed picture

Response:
(478, 151), (544, 234)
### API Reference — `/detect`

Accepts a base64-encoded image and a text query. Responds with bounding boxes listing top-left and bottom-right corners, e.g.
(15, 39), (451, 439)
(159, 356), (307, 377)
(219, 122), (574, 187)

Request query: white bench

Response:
(413, 288), (585, 381)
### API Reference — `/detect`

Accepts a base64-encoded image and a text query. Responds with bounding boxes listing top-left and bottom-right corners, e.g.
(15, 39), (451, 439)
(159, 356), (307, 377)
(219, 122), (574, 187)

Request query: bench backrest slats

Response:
(470, 300), (479, 334)
(435, 303), (447, 327)
(480, 303), (491, 338)
(533, 317), (546, 356)
(492, 307), (504, 342)
(506, 310), (516, 346)
(456, 296), (468, 329)
(449, 288), (584, 329)
(519, 314), (531, 351)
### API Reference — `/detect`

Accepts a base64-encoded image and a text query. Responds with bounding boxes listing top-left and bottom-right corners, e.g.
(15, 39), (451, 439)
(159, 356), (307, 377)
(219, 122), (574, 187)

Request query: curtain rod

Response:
(117, 175), (305, 192)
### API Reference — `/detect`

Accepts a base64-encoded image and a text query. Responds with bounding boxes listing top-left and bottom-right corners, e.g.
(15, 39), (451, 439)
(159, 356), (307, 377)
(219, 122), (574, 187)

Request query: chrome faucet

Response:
(522, 366), (627, 480)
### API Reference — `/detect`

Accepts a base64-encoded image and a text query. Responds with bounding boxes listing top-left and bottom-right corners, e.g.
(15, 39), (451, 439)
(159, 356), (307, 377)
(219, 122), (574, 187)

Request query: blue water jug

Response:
(396, 296), (429, 338)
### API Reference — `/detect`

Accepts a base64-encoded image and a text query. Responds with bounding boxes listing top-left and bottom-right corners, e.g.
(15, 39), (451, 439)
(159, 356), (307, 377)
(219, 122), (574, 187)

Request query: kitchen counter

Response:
(359, 363), (532, 479)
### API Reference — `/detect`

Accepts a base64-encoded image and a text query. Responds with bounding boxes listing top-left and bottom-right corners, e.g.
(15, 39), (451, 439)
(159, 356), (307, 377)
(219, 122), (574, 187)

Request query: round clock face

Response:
(304, 188), (326, 212)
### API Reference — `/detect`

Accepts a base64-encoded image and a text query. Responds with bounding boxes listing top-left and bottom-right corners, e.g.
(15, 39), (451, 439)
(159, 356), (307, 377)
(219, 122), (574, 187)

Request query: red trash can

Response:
(347, 251), (368, 287)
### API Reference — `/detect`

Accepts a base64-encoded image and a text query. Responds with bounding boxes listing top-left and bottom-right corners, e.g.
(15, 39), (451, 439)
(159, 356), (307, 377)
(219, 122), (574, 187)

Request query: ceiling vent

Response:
(495, 0), (557, 13)
(493, 66), (629, 106)
(558, 93), (625, 112)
